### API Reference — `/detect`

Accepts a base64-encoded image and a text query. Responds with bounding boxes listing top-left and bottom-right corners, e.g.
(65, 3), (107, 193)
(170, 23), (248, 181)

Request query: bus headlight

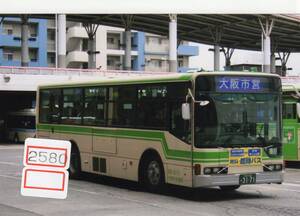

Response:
(203, 167), (228, 175)
(263, 164), (282, 171)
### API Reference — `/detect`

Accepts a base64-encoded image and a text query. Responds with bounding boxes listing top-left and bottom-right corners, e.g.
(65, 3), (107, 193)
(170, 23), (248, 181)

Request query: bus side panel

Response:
(283, 122), (298, 161)
(115, 138), (161, 181)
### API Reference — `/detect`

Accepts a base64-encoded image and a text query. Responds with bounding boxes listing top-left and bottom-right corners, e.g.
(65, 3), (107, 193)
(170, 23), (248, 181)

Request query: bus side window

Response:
(61, 88), (83, 125)
(83, 87), (107, 126)
(48, 89), (62, 123)
(282, 103), (296, 119)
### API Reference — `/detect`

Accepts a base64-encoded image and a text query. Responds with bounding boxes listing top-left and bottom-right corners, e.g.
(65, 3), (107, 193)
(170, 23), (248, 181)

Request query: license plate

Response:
(239, 174), (256, 185)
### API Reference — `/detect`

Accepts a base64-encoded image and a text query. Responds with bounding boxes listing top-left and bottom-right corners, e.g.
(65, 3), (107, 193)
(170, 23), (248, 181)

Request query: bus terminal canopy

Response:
(28, 14), (300, 52)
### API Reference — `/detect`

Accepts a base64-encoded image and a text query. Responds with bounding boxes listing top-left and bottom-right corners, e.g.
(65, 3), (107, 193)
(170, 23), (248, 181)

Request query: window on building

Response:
(107, 37), (114, 44)
(47, 30), (55, 41)
(3, 51), (14, 61)
(47, 53), (55, 64)
(82, 63), (88, 69)
(29, 49), (38, 62)
(82, 39), (88, 51)
(7, 29), (13, 35)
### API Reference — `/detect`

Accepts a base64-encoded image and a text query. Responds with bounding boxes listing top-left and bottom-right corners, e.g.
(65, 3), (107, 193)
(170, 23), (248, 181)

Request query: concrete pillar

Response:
(259, 17), (274, 73)
(58, 14), (66, 68)
(271, 53), (276, 73)
(124, 29), (131, 70)
(214, 44), (220, 71)
(21, 16), (29, 67)
(88, 38), (96, 69)
(263, 35), (271, 73)
(169, 15), (177, 72)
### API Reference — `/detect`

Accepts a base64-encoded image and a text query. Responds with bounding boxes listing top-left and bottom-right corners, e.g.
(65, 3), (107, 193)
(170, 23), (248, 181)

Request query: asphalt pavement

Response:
(0, 144), (300, 216)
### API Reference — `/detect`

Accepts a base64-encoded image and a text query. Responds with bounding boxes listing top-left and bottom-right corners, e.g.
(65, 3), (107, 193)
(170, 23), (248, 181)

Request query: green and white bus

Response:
(37, 72), (283, 191)
(282, 80), (300, 161)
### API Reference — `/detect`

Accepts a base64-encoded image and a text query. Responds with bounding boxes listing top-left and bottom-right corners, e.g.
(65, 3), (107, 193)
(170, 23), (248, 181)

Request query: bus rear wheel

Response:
(142, 155), (165, 192)
(219, 185), (240, 191)
(69, 146), (81, 179)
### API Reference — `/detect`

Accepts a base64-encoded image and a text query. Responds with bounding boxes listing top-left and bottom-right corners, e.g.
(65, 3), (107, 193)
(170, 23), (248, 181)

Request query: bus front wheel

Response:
(69, 145), (81, 179)
(219, 185), (240, 191)
(142, 155), (165, 192)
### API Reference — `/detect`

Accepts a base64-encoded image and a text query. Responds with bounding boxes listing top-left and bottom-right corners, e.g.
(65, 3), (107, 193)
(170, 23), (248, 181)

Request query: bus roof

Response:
(38, 71), (280, 89)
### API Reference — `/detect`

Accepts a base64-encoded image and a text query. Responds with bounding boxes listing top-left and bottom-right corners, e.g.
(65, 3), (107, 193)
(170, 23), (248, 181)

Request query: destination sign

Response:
(216, 77), (267, 93)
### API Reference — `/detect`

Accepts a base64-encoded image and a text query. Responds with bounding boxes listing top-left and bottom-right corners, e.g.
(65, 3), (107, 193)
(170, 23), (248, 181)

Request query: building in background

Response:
(0, 17), (47, 67)
(0, 17), (199, 72)
(66, 24), (199, 72)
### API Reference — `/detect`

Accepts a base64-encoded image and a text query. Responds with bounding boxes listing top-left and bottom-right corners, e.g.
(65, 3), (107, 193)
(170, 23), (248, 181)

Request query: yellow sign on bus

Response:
(229, 148), (262, 166)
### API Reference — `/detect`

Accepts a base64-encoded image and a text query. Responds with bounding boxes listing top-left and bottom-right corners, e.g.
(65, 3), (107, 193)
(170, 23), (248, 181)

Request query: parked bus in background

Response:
(6, 109), (36, 143)
(37, 72), (283, 191)
(281, 82), (300, 162)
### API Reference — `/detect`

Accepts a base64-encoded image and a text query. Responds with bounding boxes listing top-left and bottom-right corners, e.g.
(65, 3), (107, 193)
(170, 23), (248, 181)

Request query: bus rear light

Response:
(194, 164), (201, 175)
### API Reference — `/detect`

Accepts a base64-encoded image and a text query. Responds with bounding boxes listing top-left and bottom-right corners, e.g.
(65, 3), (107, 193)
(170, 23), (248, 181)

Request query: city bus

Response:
(281, 81), (300, 162)
(36, 72), (283, 191)
(6, 108), (36, 143)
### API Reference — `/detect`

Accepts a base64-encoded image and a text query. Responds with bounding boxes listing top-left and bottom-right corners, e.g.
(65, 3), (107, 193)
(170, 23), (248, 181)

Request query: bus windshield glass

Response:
(194, 75), (281, 149)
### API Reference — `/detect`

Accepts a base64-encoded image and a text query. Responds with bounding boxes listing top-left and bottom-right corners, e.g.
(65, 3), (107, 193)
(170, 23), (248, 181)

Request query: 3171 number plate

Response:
(239, 174), (256, 185)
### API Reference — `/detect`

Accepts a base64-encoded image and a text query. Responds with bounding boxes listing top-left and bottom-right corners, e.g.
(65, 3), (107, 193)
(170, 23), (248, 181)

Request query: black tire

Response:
(141, 154), (165, 192)
(219, 185), (240, 191)
(69, 146), (81, 179)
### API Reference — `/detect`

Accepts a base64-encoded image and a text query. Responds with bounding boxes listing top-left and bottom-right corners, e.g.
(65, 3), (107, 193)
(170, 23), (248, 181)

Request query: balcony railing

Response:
(0, 66), (173, 77)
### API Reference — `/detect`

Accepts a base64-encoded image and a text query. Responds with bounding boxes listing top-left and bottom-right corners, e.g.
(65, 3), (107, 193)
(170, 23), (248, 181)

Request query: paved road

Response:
(0, 144), (300, 216)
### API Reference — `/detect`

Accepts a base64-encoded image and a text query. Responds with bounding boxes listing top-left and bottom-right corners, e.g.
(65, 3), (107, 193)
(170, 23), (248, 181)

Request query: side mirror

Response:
(182, 103), (190, 120)
(297, 103), (300, 119)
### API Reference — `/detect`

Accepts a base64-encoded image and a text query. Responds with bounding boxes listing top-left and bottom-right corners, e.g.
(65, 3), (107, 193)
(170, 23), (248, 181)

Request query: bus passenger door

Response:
(92, 129), (117, 154)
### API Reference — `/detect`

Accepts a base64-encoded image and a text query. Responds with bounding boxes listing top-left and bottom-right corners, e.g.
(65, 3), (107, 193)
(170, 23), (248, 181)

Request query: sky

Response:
(189, 43), (300, 76)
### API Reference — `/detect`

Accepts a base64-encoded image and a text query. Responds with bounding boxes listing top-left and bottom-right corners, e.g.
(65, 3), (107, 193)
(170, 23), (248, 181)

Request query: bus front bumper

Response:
(193, 171), (284, 187)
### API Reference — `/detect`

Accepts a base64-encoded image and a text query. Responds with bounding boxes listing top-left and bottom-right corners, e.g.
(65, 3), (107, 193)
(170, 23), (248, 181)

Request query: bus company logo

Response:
(248, 149), (261, 156)
(230, 149), (244, 157)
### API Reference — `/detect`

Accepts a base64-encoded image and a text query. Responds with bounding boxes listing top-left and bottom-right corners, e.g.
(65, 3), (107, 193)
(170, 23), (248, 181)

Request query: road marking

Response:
(0, 146), (24, 150)
(283, 182), (300, 187)
(0, 161), (22, 166)
(0, 174), (20, 180)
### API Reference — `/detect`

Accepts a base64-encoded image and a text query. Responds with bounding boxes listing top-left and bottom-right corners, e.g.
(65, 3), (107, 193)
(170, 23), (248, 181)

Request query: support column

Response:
(21, 15), (29, 67)
(259, 17), (274, 73)
(84, 23), (99, 69)
(271, 53), (276, 73)
(209, 26), (222, 71)
(58, 14), (66, 68)
(124, 29), (131, 70)
(169, 14), (177, 72)
(214, 44), (220, 71)
(121, 15), (134, 71)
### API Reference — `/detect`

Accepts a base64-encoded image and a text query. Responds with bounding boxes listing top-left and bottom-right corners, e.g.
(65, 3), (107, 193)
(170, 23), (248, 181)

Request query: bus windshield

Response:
(194, 75), (281, 149)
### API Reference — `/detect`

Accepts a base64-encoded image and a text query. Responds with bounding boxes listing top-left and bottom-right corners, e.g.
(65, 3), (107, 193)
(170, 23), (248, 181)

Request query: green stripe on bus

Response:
(37, 123), (229, 163)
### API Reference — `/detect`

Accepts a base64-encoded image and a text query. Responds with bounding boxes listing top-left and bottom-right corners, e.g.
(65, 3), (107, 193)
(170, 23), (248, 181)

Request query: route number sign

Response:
(21, 138), (71, 199)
